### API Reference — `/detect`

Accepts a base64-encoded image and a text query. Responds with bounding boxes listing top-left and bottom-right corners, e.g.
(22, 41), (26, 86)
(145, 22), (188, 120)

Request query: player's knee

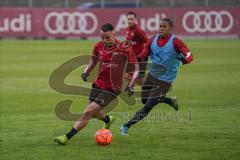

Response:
(146, 97), (161, 106)
(140, 97), (160, 114)
(157, 96), (165, 103)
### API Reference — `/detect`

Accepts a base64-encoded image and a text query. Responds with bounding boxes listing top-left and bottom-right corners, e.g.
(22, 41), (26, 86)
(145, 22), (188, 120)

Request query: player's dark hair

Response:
(127, 11), (137, 18)
(101, 23), (114, 32)
(161, 18), (174, 27)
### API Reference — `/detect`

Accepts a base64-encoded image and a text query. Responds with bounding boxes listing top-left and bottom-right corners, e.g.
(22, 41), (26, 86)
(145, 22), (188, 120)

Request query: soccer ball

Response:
(95, 129), (112, 145)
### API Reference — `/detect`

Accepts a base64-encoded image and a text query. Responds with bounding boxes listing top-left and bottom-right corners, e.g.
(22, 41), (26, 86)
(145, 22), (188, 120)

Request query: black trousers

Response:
(124, 73), (172, 128)
(141, 73), (171, 104)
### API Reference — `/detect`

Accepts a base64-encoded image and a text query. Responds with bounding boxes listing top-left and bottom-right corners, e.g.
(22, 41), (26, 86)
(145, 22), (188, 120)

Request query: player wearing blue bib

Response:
(121, 18), (193, 135)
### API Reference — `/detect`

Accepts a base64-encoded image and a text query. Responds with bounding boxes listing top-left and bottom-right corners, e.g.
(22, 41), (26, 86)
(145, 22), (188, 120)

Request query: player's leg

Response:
(67, 88), (119, 138)
(86, 84), (119, 129)
(121, 77), (171, 135)
(162, 96), (179, 111)
(156, 81), (178, 111)
(120, 74), (158, 135)
(141, 73), (155, 104)
(54, 102), (101, 145)
(96, 90), (119, 129)
(121, 88), (163, 129)
(92, 109), (115, 129)
(54, 83), (102, 145)
(87, 83), (114, 127)
(122, 97), (159, 128)
(120, 93), (161, 135)
(93, 110), (106, 119)
(73, 102), (101, 131)
(143, 77), (178, 111)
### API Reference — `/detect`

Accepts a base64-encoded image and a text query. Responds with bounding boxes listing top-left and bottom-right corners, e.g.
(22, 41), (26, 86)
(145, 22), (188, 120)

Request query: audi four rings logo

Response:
(44, 12), (98, 34)
(182, 11), (233, 33)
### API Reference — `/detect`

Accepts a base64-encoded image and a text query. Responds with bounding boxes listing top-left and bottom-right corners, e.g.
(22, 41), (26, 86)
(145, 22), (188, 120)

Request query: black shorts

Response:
(141, 73), (171, 103)
(89, 83), (120, 107)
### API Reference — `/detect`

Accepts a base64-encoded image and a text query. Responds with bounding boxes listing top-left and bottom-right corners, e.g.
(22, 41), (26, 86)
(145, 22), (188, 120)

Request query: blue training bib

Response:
(149, 34), (180, 83)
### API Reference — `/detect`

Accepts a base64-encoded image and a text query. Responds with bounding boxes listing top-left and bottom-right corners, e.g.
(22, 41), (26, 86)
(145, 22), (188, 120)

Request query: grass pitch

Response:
(0, 39), (240, 160)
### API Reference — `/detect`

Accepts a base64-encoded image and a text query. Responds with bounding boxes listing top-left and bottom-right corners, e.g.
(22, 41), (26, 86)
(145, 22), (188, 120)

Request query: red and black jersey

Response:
(86, 41), (137, 91)
(125, 24), (148, 56)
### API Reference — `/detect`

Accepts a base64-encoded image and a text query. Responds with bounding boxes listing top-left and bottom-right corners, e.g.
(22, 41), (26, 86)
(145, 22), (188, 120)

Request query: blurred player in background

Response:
(121, 18), (193, 135)
(125, 11), (149, 86)
(54, 23), (139, 145)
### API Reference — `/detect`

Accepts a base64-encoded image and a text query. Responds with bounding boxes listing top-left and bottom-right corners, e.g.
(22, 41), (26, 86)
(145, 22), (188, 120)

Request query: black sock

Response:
(99, 115), (110, 123)
(163, 97), (173, 106)
(66, 128), (78, 140)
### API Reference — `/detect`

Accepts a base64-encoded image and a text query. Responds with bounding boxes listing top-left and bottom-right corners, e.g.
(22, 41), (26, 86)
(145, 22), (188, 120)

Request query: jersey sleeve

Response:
(84, 43), (99, 74)
(92, 43), (99, 58)
(173, 37), (193, 64)
(139, 36), (154, 60)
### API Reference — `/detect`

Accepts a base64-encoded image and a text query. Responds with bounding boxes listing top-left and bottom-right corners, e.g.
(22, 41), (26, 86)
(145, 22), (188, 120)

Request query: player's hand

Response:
(125, 85), (134, 97)
(81, 73), (89, 81)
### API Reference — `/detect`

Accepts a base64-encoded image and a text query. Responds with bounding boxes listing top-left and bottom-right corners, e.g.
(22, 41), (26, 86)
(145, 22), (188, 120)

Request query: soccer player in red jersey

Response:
(54, 23), (139, 145)
(121, 18), (193, 135)
(125, 11), (149, 86)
